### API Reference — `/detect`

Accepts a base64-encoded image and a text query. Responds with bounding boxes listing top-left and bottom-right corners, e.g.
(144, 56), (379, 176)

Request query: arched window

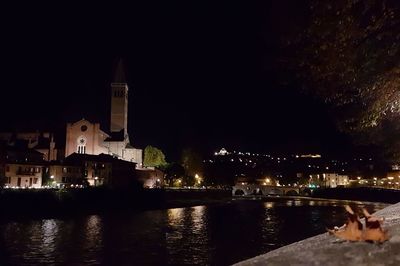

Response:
(77, 145), (86, 154)
(77, 136), (87, 154)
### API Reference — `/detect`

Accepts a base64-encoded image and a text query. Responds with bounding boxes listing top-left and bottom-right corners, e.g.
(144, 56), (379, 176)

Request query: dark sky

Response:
(0, 1), (354, 160)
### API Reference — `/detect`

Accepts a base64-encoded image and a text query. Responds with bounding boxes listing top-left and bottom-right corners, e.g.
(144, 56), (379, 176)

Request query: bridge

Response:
(232, 184), (311, 196)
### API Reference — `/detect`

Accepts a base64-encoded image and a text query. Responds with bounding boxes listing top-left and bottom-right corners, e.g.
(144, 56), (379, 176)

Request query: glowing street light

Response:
(195, 174), (202, 185)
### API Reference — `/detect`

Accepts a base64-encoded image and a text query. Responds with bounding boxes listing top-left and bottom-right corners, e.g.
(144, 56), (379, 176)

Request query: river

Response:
(0, 197), (389, 265)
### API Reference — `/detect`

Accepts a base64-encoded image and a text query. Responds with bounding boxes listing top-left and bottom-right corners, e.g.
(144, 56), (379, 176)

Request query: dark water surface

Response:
(0, 198), (388, 265)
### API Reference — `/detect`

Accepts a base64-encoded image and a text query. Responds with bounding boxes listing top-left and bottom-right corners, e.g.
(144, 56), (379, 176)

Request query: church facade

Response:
(64, 62), (143, 166)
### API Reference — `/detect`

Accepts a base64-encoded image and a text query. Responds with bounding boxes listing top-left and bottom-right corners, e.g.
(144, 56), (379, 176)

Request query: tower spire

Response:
(113, 58), (126, 84)
(110, 58), (129, 136)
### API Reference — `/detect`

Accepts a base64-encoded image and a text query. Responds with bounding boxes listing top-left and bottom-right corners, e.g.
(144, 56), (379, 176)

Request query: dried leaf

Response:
(327, 205), (363, 241)
(327, 206), (389, 243)
(361, 208), (389, 243)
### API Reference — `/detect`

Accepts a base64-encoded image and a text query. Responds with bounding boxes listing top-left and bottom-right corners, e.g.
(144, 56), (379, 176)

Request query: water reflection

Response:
(167, 208), (184, 226)
(2, 219), (61, 265)
(264, 202), (274, 209)
(83, 216), (103, 256)
(165, 206), (209, 265)
(294, 200), (302, 206)
(167, 208), (184, 241)
(261, 202), (279, 250)
(191, 206), (206, 233)
(41, 220), (58, 254)
(0, 199), (389, 266)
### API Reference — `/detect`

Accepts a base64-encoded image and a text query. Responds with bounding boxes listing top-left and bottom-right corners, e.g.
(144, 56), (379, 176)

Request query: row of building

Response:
(0, 140), (164, 189)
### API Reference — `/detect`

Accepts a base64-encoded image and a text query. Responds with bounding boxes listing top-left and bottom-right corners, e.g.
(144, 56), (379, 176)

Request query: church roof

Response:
(34, 136), (51, 149)
(69, 118), (110, 139)
(64, 153), (136, 166)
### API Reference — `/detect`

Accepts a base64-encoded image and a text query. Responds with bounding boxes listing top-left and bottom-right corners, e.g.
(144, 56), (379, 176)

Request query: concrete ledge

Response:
(234, 202), (400, 266)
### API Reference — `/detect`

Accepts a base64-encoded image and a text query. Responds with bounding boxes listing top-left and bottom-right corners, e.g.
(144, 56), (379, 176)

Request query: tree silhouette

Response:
(143, 145), (167, 168)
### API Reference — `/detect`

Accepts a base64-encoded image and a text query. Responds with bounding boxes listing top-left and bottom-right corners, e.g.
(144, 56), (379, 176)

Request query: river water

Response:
(0, 198), (388, 265)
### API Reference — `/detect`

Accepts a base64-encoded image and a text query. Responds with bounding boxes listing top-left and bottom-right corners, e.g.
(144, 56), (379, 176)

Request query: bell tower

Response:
(110, 59), (129, 136)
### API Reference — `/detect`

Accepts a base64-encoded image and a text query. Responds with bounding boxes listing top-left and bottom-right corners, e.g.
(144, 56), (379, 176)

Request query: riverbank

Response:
(233, 194), (388, 207)
(235, 201), (400, 266)
(1, 187), (398, 220)
(312, 187), (400, 204)
(0, 188), (232, 219)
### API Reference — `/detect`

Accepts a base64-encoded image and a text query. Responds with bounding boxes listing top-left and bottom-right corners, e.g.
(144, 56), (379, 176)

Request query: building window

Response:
(114, 90), (125, 97)
(78, 145), (86, 154)
(33, 178), (38, 184)
(77, 136), (86, 154)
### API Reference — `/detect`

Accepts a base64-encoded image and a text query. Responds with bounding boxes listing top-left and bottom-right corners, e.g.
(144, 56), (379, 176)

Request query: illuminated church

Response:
(64, 60), (143, 166)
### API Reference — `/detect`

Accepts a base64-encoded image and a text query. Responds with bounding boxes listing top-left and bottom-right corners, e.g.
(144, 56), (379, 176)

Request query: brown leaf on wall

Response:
(327, 205), (389, 243)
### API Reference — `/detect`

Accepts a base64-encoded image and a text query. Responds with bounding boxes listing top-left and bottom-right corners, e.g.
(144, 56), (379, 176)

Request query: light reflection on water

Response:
(165, 206), (209, 265)
(0, 199), (389, 266)
(264, 202), (274, 208)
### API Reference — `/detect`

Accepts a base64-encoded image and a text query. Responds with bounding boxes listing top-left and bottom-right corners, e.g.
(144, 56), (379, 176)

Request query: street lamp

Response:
(49, 175), (55, 188)
(195, 174), (202, 186)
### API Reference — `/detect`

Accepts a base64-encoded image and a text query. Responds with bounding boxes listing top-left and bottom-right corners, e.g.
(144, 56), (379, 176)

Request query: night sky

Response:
(0, 1), (354, 160)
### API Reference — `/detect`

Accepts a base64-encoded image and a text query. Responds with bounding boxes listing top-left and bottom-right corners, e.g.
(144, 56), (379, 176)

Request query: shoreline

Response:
(0, 187), (392, 221)
(0, 188), (232, 220)
(233, 194), (392, 206)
